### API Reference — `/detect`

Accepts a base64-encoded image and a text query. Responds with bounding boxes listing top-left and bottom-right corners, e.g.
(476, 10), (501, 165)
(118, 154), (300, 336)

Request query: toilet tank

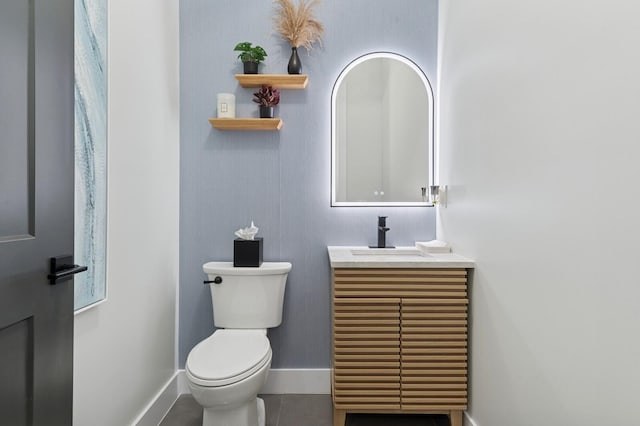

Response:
(203, 262), (291, 329)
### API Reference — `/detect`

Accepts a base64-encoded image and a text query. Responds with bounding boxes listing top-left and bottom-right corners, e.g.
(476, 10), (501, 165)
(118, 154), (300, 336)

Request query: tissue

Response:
(234, 221), (262, 267)
(234, 221), (259, 240)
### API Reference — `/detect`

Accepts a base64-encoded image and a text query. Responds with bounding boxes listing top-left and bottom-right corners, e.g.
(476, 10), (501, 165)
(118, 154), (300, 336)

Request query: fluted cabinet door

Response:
(333, 298), (400, 409)
(401, 298), (468, 410)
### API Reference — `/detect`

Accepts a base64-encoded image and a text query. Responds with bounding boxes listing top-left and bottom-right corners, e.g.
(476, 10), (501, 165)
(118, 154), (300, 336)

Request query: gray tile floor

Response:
(159, 394), (450, 426)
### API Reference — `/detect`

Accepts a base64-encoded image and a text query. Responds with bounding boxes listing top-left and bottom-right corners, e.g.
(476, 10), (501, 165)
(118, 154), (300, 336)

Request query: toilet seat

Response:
(186, 330), (271, 387)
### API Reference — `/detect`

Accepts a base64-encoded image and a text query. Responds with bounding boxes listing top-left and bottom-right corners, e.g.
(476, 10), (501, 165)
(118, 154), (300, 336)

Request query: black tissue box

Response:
(234, 238), (263, 267)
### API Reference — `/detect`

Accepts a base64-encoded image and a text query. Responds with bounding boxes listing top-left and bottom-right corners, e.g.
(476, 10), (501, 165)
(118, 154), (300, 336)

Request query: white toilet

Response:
(185, 261), (291, 426)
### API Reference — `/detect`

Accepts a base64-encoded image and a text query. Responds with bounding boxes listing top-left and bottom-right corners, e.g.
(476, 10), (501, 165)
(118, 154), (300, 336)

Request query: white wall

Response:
(73, 0), (180, 424)
(438, 1), (640, 425)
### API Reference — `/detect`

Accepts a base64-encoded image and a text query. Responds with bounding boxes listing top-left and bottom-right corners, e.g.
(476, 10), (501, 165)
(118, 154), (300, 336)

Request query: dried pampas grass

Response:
(273, 0), (324, 50)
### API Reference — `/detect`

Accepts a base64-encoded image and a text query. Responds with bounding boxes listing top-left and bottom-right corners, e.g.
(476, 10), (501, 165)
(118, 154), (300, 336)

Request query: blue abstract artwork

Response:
(74, 0), (107, 311)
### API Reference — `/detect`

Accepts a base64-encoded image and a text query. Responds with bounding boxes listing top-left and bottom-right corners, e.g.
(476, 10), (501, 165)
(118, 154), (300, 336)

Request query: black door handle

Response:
(48, 255), (88, 285)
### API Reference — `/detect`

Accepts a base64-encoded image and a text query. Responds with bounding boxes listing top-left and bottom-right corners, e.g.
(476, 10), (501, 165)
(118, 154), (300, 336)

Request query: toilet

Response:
(185, 261), (291, 426)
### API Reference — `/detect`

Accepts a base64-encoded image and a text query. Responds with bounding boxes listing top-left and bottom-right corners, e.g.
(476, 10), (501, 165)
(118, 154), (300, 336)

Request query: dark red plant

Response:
(252, 85), (281, 107)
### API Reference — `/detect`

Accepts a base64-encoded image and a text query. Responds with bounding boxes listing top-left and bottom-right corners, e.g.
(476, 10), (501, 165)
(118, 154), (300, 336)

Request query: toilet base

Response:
(202, 396), (265, 426)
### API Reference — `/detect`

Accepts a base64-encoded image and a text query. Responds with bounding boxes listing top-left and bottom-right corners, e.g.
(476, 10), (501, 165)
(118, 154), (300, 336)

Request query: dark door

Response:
(0, 0), (75, 424)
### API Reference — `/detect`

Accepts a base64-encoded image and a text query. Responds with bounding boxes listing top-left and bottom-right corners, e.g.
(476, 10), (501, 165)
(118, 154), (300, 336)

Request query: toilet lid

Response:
(186, 330), (271, 387)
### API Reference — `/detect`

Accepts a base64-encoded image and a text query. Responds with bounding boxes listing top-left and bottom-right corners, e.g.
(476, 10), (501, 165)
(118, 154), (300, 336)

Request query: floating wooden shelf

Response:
(209, 118), (283, 131)
(209, 75), (306, 131)
(235, 74), (308, 89)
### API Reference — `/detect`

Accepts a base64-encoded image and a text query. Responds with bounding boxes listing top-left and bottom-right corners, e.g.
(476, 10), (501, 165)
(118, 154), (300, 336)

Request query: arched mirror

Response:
(331, 52), (434, 206)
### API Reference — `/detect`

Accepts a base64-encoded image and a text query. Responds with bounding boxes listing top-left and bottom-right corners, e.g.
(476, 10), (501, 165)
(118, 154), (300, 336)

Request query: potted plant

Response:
(253, 85), (280, 118)
(273, 0), (324, 74)
(234, 42), (268, 74)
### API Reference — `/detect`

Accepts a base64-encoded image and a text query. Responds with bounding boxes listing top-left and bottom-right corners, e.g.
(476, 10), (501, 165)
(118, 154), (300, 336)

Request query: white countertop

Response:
(327, 246), (475, 269)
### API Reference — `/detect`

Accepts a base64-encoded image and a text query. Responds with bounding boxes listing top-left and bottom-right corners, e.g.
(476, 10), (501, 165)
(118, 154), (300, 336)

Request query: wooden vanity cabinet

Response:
(331, 268), (469, 426)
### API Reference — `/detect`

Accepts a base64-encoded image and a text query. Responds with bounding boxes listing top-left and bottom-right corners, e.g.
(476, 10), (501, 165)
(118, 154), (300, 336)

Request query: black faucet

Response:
(371, 216), (394, 249)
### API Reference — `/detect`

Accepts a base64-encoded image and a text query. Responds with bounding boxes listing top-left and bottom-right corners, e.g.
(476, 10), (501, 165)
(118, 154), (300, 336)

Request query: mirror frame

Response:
(331, 52), (435, 207)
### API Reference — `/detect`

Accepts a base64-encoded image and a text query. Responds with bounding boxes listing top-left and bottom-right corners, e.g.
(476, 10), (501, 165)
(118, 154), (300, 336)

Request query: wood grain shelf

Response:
(209, 118), (283, 131)
(235, 74), (308, 89)
(209, 75), (307, 131)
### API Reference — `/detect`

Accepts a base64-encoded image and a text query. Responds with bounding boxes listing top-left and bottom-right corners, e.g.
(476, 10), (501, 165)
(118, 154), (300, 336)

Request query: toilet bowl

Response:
(185, 262), (291, 426)
(186, 330), (272, 426)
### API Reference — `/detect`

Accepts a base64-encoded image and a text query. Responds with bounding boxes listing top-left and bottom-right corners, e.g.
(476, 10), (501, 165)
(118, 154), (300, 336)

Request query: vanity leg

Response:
(449, 410), (463, 426)
(333, 408), (346, 426)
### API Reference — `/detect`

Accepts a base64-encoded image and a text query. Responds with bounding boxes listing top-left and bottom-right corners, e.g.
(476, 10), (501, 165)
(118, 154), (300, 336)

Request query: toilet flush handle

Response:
(203, 276), (223, 285)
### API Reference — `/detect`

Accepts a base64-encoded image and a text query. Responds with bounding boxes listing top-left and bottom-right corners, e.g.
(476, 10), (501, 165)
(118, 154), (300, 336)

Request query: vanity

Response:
(327, 246), (474, 426)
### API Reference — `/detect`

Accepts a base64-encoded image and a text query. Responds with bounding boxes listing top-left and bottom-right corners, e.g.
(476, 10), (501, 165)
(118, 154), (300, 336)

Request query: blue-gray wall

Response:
(179, 0), (438, 368)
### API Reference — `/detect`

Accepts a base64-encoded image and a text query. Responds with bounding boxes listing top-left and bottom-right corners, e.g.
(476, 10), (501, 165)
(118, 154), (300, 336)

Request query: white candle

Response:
(217, 93), (236, 118)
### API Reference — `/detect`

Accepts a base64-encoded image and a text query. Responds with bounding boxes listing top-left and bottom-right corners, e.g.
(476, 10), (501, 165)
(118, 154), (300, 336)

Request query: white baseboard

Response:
(174, 368), (331, 395)
(133, 372), (180, 426)
(464, 411), (479, 426)
(176, 369), (190, 395)
(134, 368), (330, 425)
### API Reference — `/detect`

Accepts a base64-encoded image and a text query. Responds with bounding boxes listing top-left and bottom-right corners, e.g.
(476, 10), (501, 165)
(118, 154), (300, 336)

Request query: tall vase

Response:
(287, 47), (302, 74)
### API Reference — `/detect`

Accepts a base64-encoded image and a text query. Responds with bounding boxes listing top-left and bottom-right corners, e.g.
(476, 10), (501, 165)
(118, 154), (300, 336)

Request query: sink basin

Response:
(350, 247), (426, 256)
